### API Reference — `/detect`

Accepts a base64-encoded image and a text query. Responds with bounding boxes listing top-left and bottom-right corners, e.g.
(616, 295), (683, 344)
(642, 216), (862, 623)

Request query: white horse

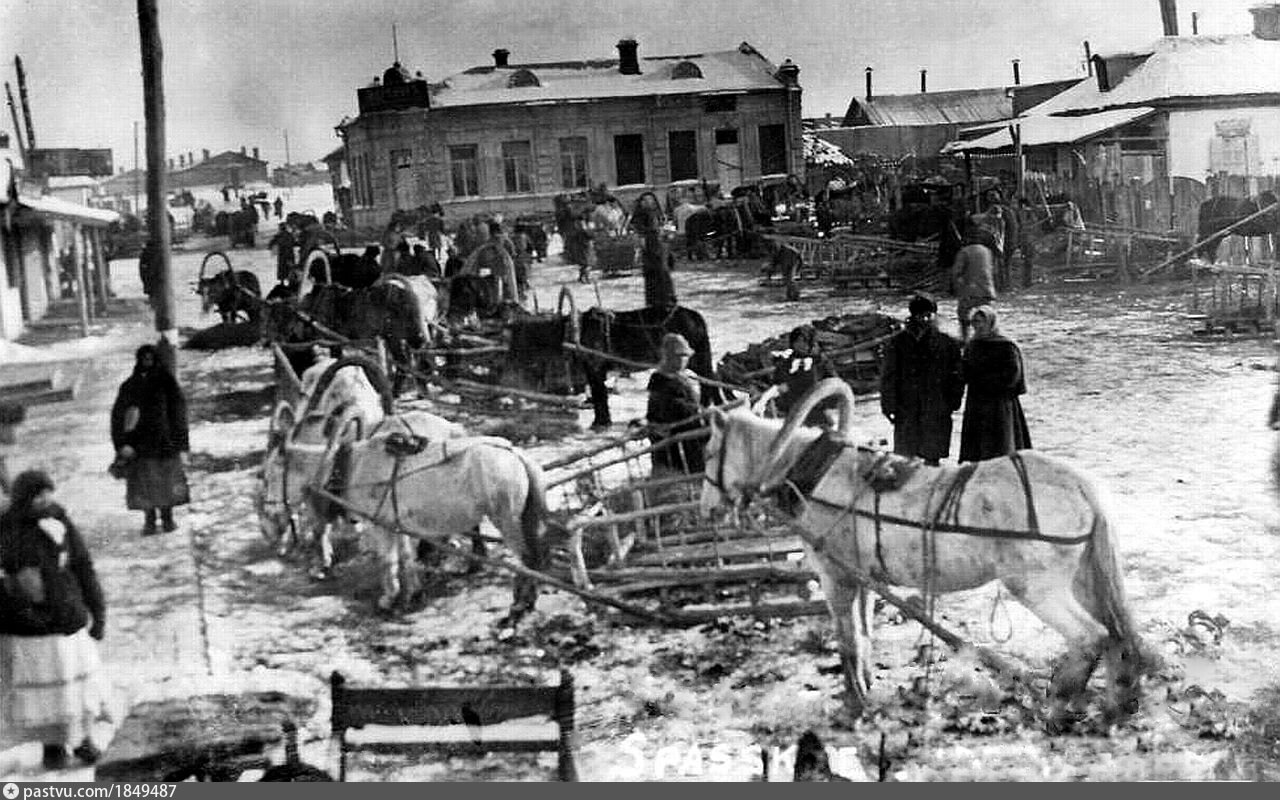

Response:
(308, 420), (550, 620)
(257, 402), (465, 578)
(700, 379), (1153, 727)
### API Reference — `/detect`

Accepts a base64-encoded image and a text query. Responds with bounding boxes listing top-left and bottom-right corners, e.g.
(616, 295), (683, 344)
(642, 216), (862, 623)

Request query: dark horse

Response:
(1196, 191), (1280, 263)
(577, 305), (721, 429)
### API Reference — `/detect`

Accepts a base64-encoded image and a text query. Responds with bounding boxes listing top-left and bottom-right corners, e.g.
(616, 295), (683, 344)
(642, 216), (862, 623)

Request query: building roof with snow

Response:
(416, 41), (789, 109)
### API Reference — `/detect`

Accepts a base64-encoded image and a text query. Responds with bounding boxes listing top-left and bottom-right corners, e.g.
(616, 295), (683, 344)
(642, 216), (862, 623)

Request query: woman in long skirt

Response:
(0, 471), (109, 770)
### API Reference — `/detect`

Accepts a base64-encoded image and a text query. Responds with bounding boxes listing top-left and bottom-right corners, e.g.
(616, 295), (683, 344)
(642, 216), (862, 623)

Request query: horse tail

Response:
(1073, 480), (1146, 669)
(303, 353), (395, 418)
(516, 451), (549, 571)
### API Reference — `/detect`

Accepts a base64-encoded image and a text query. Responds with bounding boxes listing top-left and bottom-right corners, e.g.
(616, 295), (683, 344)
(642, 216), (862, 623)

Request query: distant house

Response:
(944, 2), (1280, 233)
(97, 147), (269, 216)
(336, 39), (805, 225)
(271, 162), (331, 188)
(1, 155), (119, 341)
(813, 78), (1079, 162)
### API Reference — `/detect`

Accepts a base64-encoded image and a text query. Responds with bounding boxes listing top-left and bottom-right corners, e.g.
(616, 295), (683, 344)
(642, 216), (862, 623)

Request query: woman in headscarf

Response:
(646, 333), (705, 474)
(0, 470), (107, 770)
(958, 306), (1032, 462)
(110, 344), (190, 536)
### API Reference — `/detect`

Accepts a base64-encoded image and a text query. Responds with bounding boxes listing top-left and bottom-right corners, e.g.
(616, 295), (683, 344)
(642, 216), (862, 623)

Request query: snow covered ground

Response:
(2, 236), (1279, 781)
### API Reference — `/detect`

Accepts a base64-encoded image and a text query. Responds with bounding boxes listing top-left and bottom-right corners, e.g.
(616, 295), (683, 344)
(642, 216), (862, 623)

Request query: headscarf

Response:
(969, 305), (1002, 340)
(8, 469), (54, 512)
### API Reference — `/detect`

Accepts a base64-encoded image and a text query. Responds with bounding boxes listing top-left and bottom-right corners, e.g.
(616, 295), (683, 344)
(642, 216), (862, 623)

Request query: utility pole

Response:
(283, 128), (291, 167)
(137, 0), (177, 373)
(14, 56), (35, 149)
(5, 82), (27, 164)
(133, 120), (140, 214)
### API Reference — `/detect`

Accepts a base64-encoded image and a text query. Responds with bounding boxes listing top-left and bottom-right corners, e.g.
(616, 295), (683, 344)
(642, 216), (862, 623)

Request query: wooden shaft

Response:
(561, 341), (748, 396)
(1141, 201), (1280, 279)
(307, 486), (682, 626)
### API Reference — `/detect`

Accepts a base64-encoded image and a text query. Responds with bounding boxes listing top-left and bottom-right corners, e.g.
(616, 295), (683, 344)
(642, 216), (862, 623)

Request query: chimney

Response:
(920, 69), (927, 93)
(1084, 41), (1093, 75)
(253, 146), (260, 161)
(187, 151), (193, 166)
(1250, 4), (1280, 40)
(617, 38), (640, 75)
(1159, 0), (1179, 36)
(1093, 55), (1111, 92)
(168, 158), (174, 171)
(177, 154), (184, 168)
(776, 58), (800, 86)
(493, 48), (510, 68)
(1192, 11), (1199, 34)
(1011, 59), (1021, 85)
(240, 145), (246, 155)
(202, 148), (210, 161)
(865, 67), (873, 101)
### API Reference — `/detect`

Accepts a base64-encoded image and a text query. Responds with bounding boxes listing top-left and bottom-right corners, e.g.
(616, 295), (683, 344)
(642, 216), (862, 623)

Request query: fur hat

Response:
(9, 470), (54, 509)
(908, 293), (938, 316)
(660, 332), (694, 357)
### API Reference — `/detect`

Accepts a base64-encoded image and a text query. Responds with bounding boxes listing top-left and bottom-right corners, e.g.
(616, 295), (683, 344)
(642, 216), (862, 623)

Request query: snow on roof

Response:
(45, 175), (100, 189)
(804, 131), (853, 166)
(15, 192), (119, 225)
(942, 107), (1157, 153)
(1039, 35), (1280, 116)
(847, 87), (1012, 127)
(427, 43), (784, 108)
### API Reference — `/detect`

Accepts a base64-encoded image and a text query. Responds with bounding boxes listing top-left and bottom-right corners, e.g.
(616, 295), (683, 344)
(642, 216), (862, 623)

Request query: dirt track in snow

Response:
(3, 235), (1279, 781)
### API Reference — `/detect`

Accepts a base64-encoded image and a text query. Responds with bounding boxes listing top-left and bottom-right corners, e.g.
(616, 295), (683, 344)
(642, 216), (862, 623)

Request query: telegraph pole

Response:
(137, 0), (177, 372)
(132, 120), (140, 214)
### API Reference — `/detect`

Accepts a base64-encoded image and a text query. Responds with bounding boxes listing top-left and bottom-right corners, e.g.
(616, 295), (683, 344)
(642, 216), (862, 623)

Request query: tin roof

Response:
(844, 87), (1013, 127)
(942, 107), (1157, 153)
(13, 192), (119, 226)
(425, 42), (786, 109)
(1037, 35), (1280, 116)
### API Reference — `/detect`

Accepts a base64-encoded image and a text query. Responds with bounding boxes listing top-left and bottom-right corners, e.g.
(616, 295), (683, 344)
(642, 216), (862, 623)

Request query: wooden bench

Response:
(329, 670), (578, 781)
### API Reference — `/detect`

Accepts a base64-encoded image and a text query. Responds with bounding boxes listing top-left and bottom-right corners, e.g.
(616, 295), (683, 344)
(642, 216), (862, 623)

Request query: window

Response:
(758, 124), (787, 175)
(390, 148), (415, 209)
(449, 145), (479, 197)
(351, 153), (375, 207)
(668, 130), (698, 181)
(614, 134), (645, 186)
(502, 140), (534, 194)
(559, 137), (589, 189)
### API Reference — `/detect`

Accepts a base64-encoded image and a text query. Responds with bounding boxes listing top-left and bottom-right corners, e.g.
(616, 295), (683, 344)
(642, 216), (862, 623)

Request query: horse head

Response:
(700, 379), (857, 516)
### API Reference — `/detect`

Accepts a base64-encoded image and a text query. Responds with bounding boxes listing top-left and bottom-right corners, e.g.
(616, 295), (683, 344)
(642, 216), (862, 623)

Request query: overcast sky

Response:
(0, 0), (1265, 171)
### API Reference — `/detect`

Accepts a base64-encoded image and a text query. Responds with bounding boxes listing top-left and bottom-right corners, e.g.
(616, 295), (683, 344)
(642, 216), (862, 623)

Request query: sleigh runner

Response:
(541, 422), (827, 624)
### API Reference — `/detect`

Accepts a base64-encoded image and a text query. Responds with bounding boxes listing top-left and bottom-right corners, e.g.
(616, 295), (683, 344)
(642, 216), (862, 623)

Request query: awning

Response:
(12, 193), (120, 226)
(941, 107), (1156, 154)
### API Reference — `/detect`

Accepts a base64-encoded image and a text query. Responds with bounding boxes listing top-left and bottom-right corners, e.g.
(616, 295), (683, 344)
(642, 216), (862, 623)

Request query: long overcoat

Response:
(958, 335), (1032, 462)
(880, 324), (964, 461)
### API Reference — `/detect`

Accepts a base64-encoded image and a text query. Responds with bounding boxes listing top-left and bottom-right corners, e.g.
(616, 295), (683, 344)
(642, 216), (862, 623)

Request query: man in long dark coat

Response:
(880, 293), (964, 465)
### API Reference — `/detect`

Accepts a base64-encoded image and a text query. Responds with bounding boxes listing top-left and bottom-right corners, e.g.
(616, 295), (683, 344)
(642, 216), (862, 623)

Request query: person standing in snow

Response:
(0, 470), (108, 771)
(110, 345), (190, 536)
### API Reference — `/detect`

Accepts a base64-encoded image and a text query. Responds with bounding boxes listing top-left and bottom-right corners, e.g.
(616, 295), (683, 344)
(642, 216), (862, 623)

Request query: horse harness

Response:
(766, 435), (1087, 568)
(594, 306), (683, 363)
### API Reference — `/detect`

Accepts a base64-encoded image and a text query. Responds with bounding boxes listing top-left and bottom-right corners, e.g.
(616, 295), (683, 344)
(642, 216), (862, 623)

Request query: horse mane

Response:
(303, 354), (394, 418)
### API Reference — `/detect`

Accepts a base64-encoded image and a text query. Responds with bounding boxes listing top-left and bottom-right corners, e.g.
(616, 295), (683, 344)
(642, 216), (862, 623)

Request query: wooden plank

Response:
(627, 534), (806, 566)
(574, 500), (702, 529)
(664, 599), (830, 624)
(0, 378), (54, 397)
(334, 686), (558, 728)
